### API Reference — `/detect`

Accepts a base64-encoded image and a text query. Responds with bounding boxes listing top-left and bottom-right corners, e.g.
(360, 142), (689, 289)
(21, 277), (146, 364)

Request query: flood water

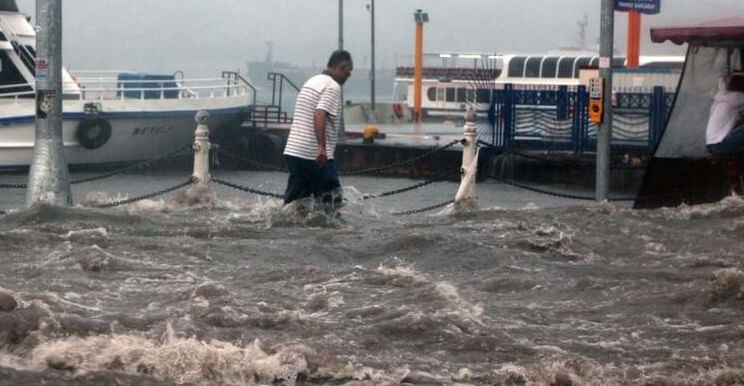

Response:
(1, 170), (743, 385)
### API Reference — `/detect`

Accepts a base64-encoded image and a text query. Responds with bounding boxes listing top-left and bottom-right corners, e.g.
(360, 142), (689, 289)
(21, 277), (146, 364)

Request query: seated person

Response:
(706, 73), (744, 155)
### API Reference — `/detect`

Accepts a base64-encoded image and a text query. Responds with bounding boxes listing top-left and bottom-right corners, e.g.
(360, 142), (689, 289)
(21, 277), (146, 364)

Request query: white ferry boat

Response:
(393, 52), (684, 120)
(0, 1), (254, 169)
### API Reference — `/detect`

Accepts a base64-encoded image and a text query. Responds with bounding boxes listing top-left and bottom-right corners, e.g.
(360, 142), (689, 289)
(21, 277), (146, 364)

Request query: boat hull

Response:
(0, 98), (249, 169)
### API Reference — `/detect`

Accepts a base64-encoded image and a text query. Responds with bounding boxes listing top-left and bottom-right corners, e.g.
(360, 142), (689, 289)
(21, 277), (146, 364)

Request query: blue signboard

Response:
(614, 0), (661, 14)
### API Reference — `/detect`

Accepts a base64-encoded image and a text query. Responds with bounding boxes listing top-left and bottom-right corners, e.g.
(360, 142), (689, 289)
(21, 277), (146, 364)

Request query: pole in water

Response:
(413, 9), (428, 124)
(191, 110), (211, 188)
(338, 0), (345, 138)
(455, 107), (478, 209)
(596, 0), (614, 201)
(369, 0), (376, 115)
(26, 0), (71, 207)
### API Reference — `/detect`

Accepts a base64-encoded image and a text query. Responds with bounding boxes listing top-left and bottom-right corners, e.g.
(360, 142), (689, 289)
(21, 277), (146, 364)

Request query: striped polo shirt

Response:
(283, 74), (342, 160)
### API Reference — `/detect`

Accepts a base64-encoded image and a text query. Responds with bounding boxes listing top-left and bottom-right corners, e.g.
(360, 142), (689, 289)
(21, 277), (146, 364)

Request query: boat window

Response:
(466, 88), (476, 103)
(456, 88), (467, 102)
(613, 57), (626, 68)
(524, 56), (542, 78)
(558, 57), (574, 78)
(436, 87), (445, 101)
(446, 87), (456, 102)
(0, 50), (32, 95)
(574, 57), (592, 77)
(541, 57), (559, 78)
(427, 87), (436, 102)
(476, 88), (491, 103)
(507, 56), (526, 77)
(589, 57), (599, 67)
(525, 57), (541, 77)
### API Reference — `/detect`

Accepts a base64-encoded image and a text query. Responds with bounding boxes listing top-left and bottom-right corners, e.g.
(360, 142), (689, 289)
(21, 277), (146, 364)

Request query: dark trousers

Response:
(708, 128), (744, 155)
(283, 155), (342, 205)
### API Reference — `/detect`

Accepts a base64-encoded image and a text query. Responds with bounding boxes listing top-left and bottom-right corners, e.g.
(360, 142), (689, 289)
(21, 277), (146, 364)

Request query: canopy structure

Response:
(0, 0), (18, 12)
(651, 17), (744, 46)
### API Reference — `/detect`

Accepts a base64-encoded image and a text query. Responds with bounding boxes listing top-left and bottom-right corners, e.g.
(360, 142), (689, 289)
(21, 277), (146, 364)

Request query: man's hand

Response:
(316, 147), (328, 167)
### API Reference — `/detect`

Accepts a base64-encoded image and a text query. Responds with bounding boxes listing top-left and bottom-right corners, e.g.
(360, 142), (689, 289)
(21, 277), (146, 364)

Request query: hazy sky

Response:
(14, 0), (744, 76)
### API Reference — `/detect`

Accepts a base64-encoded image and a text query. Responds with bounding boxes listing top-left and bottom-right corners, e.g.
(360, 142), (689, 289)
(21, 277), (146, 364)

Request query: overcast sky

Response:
(15, 0), (744, 76)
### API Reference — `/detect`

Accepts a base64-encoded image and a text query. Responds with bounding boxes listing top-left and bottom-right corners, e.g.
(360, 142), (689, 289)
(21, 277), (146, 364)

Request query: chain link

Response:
(363, 171), (457, 199)
(72, 144), (192, 184)
(488, 174), (635, 202)
(94, 180), (193, 209)
(340, 140), (460, 176)
(477, 140), (644, 170)
(214, 147), (288, 172)
(211, 177), (284, 199)
(0, 144), (192, 190)
(392, 199), (455, 216)
(215, 140), (461, 176)
(0, 183), (26, 189)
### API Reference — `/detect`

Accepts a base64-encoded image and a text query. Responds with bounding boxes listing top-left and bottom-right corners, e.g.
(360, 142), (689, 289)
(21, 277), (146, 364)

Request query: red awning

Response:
(650, 17), (744, 45)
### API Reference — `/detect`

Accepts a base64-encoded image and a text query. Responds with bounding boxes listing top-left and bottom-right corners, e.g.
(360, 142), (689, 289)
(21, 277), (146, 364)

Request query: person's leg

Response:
(709, 128), (744, 155)
(319, 160), (343, 205)
(283, 156), (311, 204)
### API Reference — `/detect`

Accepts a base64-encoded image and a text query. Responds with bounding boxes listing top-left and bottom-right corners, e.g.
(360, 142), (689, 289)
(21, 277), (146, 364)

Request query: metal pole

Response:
(27, 0), (71, 207)
(413, 19), (424, 123)
(596, 0), (614, 201)
(338, 0), (345, 138)
(370, 0), (376, 113)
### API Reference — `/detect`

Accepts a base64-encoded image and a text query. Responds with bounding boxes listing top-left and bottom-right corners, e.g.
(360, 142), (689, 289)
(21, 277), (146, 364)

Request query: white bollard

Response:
(192, 110), (211, 187)
(455, 108), (478, 208)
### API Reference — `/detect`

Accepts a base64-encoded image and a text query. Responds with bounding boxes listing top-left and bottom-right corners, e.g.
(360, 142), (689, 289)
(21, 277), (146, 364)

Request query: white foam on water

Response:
(376, 264), (484, 322)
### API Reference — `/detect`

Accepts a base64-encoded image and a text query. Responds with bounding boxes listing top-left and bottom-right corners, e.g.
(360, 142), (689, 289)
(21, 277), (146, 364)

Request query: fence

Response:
(486, 85), (673, 154)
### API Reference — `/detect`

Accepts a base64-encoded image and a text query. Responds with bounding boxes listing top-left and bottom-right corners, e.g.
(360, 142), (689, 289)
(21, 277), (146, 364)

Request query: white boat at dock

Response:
(393, 52), (684, 120)
(0, 2), (254, 169)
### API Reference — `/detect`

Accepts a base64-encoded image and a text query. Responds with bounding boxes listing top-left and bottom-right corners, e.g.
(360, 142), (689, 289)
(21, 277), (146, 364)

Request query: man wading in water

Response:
(282, 50), (353, 210)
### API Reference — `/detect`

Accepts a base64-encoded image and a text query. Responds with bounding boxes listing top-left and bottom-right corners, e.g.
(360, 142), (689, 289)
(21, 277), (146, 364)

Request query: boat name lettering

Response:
(133, 126), (175, 136)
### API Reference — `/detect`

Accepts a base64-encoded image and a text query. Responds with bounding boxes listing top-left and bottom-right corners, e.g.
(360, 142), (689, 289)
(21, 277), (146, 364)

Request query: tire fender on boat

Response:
(76, 117), (112, 149)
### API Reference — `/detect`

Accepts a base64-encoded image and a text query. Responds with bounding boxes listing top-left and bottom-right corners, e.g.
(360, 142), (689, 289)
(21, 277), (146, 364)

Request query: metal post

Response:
(370, 0), (376, 115)
(27, 0), (71, 207)
(596, 0), (614, 201)
(413, 10), (428, 123)
(192, 110), (211, 188)
(455, 108), (478, 208)
(338, 0), (345, 139)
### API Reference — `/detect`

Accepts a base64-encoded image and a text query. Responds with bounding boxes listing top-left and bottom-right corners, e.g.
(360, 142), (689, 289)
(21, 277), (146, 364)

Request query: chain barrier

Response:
(214, 147), (288, 172)
(214, 140), (461, 177)
(339, 140), (460, 176)
(477, 140), (644, 170)
(363, 171), (458, 200)
(211, 177), (284, 199)
(94, 180), (193, 209)
(487, 173), (635, 202)
(392, 199), (455, 216)
(0, 182), (27, 189)
(0, 144), (192, 190)
(71, 144), (193, 184)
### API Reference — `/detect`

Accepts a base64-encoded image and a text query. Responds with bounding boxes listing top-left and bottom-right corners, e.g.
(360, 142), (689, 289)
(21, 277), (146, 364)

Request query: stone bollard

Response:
(455, 107), (478, 208)
(192, 110), (211, 187)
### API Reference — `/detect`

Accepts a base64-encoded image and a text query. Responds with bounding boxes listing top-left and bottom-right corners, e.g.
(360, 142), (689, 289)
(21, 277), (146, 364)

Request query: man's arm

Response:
(314, 109), (328, 166)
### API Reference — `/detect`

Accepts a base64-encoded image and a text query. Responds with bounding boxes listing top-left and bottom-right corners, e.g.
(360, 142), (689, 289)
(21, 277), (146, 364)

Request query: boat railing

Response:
(221, 71), (257, 107)
(0, 76), (254, 104)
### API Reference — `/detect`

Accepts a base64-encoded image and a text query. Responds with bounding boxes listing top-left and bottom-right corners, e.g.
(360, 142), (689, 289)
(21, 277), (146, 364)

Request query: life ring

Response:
(75, 118), (112, 149)
(393, 102), (405, 119)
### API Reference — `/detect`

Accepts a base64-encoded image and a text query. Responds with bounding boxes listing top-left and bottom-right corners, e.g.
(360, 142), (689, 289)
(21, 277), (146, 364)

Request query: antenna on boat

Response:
(26, 0), (71, 207)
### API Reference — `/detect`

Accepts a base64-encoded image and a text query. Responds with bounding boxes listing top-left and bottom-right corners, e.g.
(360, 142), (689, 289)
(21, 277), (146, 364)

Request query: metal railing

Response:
(267, 72), (300, 123)
(222, 71), (257, 107)
(0, 75), (255, 103)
